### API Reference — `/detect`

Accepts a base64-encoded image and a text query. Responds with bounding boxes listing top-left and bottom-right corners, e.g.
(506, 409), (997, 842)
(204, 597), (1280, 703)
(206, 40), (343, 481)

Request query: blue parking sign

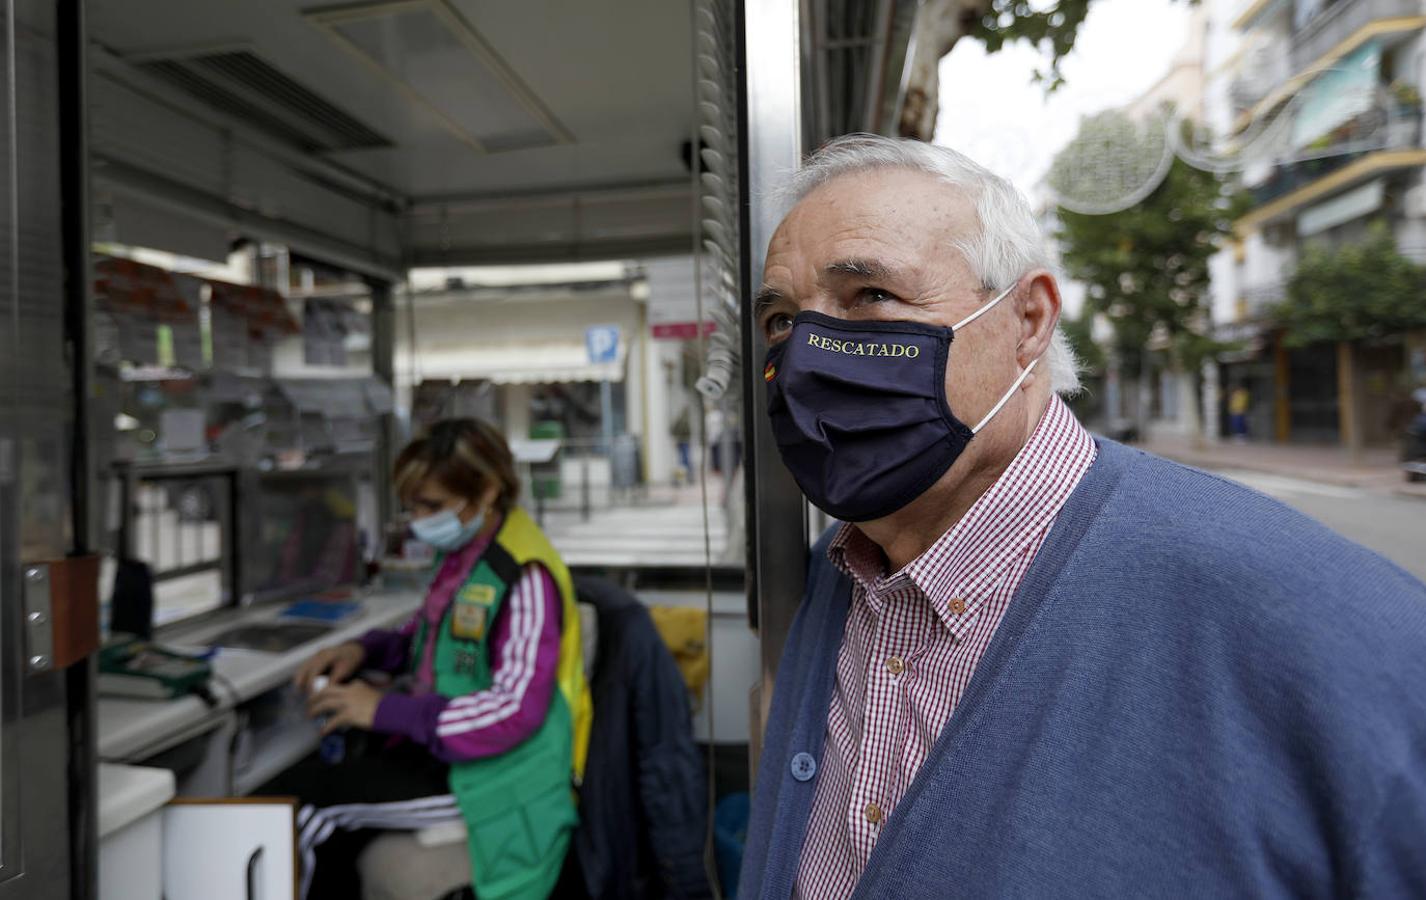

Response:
(586, 325), (621, 364)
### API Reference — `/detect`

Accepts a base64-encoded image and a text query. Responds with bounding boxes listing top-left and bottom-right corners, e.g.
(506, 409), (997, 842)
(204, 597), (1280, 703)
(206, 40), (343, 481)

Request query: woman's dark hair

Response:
(394, 418), (520, 513)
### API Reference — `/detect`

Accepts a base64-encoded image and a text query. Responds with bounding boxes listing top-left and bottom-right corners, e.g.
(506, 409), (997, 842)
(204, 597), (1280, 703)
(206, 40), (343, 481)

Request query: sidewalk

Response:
(539, 489), (732, 568)
(1142, 434), (1426, 501)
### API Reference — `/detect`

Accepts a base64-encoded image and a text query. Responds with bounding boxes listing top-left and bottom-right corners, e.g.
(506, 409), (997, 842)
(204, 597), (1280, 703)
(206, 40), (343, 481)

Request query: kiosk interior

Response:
(0, 0), (924, 896)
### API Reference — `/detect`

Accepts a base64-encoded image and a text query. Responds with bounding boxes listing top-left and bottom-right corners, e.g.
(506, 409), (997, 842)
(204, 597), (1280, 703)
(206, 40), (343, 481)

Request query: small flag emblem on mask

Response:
(764, 362), (776, 382)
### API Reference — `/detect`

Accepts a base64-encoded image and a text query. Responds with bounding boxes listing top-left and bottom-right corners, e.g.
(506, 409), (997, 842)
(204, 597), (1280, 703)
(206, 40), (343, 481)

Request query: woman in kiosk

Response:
(279, 418), (592, 900)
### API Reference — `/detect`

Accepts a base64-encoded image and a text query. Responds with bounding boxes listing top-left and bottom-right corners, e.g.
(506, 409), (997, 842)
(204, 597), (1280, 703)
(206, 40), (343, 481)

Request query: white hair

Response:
(785, 134), (1082, 396)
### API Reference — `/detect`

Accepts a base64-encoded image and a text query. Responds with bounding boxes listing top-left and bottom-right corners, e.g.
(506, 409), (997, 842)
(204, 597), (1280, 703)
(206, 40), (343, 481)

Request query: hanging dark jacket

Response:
(570, 576), (713, 900)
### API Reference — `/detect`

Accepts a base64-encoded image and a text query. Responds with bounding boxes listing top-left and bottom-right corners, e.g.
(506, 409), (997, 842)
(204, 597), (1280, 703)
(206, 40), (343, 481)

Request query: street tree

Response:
(1053, 109), (1239, 437)
(1277, 222), (1426, 348)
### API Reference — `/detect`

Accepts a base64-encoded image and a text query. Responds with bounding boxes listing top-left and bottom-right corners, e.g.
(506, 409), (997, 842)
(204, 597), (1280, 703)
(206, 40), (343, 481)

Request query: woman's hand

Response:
(293, 641), (366, 695)
(307, 681), (383, 735)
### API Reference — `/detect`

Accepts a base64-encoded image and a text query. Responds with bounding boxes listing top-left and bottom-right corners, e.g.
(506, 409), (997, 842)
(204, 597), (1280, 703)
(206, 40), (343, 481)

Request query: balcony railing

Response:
(1249, 109), (1421, 209)
(1241, 280), (1288, 315)
(1291, 0), (1423, 75)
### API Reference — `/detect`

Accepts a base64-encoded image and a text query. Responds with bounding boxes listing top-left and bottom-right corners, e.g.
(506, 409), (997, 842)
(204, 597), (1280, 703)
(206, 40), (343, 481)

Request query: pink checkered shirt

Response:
(792, 395), (1097, 900)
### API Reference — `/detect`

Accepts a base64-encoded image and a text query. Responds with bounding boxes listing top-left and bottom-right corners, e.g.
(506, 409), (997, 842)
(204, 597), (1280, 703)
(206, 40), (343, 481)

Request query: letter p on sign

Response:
(586, 325), (621, 365)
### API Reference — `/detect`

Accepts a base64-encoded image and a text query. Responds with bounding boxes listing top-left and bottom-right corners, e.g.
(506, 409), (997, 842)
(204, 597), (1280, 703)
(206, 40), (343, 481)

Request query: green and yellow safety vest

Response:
(411, 507), (592, 900)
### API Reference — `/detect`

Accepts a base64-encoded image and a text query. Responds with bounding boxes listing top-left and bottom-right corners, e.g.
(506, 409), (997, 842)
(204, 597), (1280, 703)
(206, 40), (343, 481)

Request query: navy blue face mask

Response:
(764, 283), (1037, 522)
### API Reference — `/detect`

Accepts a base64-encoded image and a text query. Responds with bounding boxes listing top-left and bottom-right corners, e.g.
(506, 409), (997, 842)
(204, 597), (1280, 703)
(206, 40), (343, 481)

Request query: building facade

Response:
(1205, 0), (1426, 447)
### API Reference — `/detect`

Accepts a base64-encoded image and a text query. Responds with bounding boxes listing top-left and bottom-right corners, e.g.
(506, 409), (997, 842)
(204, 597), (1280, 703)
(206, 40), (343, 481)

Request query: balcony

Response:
(1291, 0), (1424, 75)
(1233, 0), (1289, 31)
(1241, 280), (1288, 317)
(1238, 108), (1426, 231)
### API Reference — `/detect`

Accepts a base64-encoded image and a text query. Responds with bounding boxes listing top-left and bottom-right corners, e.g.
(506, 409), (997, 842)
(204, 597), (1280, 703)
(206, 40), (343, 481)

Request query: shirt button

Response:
(949, 597), (967, 615)
(864, 802), (884, 825)
(790, 752), (817, 782)
(885, 656), (904, 676)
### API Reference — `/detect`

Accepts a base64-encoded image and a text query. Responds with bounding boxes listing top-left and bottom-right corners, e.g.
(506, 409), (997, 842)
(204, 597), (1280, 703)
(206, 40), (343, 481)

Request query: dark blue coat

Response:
(572, 576), (712, 900)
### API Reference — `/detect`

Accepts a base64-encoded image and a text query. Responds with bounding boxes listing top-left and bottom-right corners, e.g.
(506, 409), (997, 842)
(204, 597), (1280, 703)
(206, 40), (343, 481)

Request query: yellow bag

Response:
(647, 606), (710, 710)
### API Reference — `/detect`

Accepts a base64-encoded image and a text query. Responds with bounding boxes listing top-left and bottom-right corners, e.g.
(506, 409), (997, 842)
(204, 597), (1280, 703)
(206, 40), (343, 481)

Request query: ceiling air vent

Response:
(137, 50), (392, 153)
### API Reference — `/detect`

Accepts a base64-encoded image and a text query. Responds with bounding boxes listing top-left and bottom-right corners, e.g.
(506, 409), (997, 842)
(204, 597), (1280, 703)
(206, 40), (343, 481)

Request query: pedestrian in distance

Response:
(1228, 383), (1251, 442)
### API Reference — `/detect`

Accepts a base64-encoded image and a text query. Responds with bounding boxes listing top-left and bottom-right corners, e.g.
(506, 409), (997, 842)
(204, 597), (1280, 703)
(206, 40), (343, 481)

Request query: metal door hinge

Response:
(23, 564), (54, 674)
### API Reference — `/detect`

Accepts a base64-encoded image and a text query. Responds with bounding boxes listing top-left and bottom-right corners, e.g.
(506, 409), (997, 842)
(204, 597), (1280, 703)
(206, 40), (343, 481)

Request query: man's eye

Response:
(764, 313), (794, 341)
(859, 287), (895, 304)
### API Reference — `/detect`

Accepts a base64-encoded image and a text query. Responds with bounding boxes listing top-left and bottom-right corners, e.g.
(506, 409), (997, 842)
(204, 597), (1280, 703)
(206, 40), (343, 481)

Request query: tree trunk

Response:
(899, 0), (992, 140)
(1178, 359), (1204, 450)
(1337, 340), (1365, 460)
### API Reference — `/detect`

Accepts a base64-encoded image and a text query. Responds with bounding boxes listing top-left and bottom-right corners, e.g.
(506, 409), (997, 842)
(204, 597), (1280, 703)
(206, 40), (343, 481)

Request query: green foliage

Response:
(1391, 80), (1422, 110)
(1277, 223), (1426, 348)
(972, 1), (1195, 91)
(1054, 112), (1239, 374)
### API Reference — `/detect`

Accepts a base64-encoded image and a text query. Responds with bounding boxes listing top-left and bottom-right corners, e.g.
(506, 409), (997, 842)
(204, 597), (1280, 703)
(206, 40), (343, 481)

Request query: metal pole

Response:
(368, 277), (396, 531)
(739, 0), (808, 759)
(59, 0), (99, 892)
(599, 377), (614, 454)
(581, 455), (591, 523)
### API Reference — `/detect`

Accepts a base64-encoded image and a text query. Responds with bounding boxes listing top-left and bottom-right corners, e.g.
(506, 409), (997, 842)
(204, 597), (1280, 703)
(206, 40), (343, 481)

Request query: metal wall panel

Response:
(0, 0), (21, 881)
(404, 182), (694, 265)
(90, 74), (229, 198)
(89, 68), (402, 277)
(739, 0), (810, 752)
(230, 142), (401, 258)
(0, 0), (77, 895)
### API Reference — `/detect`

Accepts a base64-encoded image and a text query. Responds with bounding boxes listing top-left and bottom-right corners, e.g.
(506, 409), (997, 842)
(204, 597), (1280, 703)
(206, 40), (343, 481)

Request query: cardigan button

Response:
(790, 752), (817, 782)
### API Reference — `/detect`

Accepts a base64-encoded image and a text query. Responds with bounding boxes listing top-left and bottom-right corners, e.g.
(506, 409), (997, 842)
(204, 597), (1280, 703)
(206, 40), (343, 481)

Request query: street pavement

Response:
(1192, 468), (1426, 584)
(1144, 434), (1426, 500)
(1140, 434), (1425, 582)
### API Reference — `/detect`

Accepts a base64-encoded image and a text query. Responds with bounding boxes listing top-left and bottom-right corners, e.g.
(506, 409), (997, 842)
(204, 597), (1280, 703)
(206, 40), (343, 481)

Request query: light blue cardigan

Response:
(740, 439), (1426, 898)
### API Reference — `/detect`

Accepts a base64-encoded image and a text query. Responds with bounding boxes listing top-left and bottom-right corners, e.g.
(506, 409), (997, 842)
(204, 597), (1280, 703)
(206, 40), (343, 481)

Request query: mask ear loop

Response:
(951, 282), (1017, 332)
(972, 357), (1039, 434)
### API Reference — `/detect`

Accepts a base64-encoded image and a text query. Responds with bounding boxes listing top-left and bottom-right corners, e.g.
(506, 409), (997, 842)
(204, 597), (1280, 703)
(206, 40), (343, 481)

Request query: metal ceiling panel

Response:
(307, 0), (572, 154)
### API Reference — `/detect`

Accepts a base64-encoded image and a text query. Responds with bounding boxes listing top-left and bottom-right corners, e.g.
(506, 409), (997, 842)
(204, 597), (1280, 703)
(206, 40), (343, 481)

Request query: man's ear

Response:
(1016, 270), (1061, 368)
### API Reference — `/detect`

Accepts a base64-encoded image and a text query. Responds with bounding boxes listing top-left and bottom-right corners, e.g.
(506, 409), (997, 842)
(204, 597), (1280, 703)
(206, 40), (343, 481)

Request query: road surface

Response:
(1214, 469), (1426, 584)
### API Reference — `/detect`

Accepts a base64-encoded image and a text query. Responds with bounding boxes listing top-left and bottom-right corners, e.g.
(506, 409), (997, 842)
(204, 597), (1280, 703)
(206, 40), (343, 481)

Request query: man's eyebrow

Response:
(823, 258), (898, 282)
(753, 285), (784, 316)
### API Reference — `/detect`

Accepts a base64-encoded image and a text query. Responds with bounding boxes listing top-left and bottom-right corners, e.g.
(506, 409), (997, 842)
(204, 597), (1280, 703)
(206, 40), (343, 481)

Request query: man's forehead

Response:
(798, 168), (970, 219)
(765, 169), (976, 280)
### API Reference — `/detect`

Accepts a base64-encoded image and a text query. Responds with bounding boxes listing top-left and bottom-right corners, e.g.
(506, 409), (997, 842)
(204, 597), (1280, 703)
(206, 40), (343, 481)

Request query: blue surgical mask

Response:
(764, 282), (1037, 522)
(410, 502), (485, 552)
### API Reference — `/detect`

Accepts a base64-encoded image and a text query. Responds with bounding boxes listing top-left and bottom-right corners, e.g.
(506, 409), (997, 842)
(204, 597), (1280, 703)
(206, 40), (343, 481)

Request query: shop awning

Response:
(403, 340), (628, 385)
(94, 256), (194, 322)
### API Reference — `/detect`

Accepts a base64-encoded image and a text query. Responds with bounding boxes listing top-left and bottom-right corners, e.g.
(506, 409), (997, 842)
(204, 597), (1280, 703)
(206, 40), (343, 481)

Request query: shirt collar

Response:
(827, 395), (1096, 632)
(826, 524), (902, 614)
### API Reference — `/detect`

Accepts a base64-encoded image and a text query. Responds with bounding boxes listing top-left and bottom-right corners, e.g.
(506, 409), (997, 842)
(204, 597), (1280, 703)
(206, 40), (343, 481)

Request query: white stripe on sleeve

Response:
(434, 566), (548, 738)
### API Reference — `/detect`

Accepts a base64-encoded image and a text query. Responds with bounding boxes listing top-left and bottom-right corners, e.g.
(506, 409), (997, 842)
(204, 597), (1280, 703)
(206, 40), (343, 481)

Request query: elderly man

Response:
(739, 134), (1426, 899)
